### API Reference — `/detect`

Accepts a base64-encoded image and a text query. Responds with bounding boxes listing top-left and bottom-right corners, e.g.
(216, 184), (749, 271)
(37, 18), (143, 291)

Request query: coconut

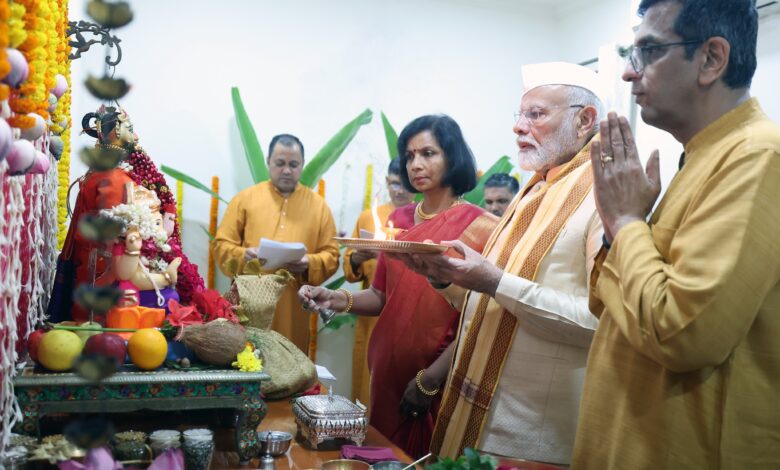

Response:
(181, 319), (247, 366)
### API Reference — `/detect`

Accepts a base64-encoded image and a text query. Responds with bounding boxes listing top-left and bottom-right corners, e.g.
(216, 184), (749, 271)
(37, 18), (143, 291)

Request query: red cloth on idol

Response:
(61, 169), (132, 322)
(368, 204), (494, 458)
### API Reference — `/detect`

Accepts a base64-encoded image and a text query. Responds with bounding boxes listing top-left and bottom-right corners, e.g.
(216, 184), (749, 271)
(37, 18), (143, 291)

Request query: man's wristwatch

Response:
(602, 234), (612, 250)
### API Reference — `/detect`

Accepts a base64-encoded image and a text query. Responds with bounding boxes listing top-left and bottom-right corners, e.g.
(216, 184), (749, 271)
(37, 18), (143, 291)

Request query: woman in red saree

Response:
(299, 115), (498, 458)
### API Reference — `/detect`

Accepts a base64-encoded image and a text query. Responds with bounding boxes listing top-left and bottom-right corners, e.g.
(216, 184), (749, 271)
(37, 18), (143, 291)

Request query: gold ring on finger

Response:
(601, 155), (614, 163)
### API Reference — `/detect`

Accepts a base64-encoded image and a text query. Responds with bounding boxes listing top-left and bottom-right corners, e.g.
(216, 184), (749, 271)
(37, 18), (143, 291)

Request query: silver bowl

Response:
(372, 461), (405, 470)
(321, 459), (371, 470)
(257, 431), (292, 456)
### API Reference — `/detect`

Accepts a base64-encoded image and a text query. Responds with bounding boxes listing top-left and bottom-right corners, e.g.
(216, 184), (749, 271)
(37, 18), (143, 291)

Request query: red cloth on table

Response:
(341, 445), (398, 463)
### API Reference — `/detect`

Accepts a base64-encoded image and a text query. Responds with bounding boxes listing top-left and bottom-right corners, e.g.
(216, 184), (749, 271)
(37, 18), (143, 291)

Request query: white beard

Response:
(518, 118), (579, 172)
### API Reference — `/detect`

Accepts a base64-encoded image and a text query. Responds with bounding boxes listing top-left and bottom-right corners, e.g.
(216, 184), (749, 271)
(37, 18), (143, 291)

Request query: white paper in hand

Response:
(258, 238), (307, 270)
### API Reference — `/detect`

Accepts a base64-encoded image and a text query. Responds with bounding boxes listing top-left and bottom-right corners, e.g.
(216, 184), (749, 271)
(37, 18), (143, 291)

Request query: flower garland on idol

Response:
(122, 146), (205, 304)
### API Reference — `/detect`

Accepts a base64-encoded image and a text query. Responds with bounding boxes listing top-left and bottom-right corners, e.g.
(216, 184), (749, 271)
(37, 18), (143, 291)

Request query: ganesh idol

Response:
(48, 105), (204, 323)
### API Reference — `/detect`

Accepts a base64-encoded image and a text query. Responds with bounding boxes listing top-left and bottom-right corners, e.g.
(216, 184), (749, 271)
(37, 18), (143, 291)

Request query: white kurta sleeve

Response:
(493, 209), (602, 348)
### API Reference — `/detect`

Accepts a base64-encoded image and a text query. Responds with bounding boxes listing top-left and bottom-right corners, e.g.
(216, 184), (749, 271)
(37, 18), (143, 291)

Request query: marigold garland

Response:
(363, 164), (373, 210)
(207, 176), (219, 289)
(54, 0), (71, 249)
(8, 1), (27, 48)
(13, 0), (50, 123)
(0, 0), (10, 81)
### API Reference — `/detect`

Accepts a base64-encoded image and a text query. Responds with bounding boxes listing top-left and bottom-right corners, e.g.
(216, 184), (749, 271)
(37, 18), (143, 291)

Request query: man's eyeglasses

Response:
(622, 39), (703, 74)
(387, 182), (403, 191)
(514, 105), (584, 127)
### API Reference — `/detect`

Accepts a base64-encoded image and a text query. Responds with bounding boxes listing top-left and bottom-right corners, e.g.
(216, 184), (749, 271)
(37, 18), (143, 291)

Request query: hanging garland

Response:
(1, 0), (70, 456)
(207, 176), (219, 289)
(11, 0), (49, 128)
(51, 0), (70, 248)
(363, 164), (373, 211)
(0, 1), (10, 84)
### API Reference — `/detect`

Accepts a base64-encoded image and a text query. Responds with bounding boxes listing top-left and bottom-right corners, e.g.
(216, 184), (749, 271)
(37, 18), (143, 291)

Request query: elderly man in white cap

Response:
(391, 62), (606, 464)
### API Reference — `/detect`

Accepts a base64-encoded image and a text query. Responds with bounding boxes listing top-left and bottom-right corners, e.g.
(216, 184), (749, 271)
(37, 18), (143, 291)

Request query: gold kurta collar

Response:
(685, 97), (762, 161)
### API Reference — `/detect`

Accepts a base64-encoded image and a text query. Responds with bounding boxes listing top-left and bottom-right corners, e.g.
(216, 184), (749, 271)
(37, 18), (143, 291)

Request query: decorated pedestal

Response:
(13, 367), (269, 462)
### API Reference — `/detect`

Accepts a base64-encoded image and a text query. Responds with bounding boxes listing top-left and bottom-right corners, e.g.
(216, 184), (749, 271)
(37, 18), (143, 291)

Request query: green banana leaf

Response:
(325, 276), (346, 290)
(160, 165), (227, 203)
(201, 226), (215, 241)
(463, 156), (514, 206)
(299, 108), (373, 187)
(380, 111), (398, 159)
(231, 87), (269, 183)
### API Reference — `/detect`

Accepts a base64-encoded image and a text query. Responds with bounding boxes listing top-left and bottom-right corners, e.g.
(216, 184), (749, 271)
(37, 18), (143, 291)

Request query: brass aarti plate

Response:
(333, 237), (448, 254)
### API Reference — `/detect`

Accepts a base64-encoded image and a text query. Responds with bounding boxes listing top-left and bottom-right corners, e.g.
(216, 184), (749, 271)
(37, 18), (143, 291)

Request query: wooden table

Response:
(212, 397), (413, 469)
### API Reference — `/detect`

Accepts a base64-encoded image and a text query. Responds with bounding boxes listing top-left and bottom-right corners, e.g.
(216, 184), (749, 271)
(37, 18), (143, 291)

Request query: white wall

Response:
(68, 0), (779, 396)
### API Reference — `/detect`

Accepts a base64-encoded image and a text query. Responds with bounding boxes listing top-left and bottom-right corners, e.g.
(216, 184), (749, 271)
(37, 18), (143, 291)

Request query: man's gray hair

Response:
(566, 86), (605, 136)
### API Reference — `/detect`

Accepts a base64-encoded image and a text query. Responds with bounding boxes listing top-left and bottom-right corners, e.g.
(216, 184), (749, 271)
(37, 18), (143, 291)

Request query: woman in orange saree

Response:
(299, 115), (497, 458)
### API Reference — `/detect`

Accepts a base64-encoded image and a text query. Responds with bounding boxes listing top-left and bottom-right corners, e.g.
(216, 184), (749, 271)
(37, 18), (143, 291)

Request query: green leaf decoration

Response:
(319, 313), (357, 333)
(231, 87), (269, 183)
(462, 156), (514, 206)
(325, 276), (346, 290)
(299, 108), (373, 187)
(161, 165), (227, 203)
(380, 111), (398, 159)
(200, 225), (215, 241)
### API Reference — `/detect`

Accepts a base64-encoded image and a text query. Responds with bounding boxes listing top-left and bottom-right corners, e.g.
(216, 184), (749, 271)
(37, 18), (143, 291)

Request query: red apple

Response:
(83, 333), (127, 366)
(27, 329), (46, 362)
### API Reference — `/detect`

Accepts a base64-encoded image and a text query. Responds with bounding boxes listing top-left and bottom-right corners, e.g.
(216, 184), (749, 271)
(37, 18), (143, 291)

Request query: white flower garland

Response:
(102, 203), (171, 253)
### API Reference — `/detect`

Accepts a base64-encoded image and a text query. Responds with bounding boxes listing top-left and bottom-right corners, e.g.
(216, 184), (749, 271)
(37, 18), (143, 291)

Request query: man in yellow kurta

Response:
(344, 157), (414, 404)
(214, 134), (339, 353)
(573, 1), (780, 468)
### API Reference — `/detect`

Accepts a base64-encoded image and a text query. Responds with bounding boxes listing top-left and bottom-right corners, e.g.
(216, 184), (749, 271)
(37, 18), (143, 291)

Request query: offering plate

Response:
(333, 237), (447, 254)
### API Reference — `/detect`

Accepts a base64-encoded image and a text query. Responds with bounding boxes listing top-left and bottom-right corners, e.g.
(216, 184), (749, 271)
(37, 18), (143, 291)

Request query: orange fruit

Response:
(127, 328), (168, 370)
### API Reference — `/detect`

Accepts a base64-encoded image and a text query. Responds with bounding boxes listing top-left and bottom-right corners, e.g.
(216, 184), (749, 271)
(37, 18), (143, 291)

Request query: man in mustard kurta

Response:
(214, 134), (339, 353)
(344, 157), (414, 404)
(574, 1), (780, 468)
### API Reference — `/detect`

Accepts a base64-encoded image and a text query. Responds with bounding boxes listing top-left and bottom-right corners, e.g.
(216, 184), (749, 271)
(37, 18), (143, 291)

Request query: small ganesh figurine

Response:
(101, 182), (182, 310)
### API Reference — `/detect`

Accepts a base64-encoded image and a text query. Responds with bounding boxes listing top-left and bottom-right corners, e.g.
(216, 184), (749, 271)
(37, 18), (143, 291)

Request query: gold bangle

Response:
(124, 250), (140, 256)
(336, 288), (353, 313)
(416, 369), (439, 396)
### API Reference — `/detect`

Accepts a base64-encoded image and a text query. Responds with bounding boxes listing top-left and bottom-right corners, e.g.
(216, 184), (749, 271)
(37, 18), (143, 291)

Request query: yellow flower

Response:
(232, 346), (263, 372)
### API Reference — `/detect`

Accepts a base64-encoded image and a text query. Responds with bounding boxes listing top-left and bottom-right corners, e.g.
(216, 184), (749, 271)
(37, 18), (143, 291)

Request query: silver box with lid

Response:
(291, 387), (367, 448)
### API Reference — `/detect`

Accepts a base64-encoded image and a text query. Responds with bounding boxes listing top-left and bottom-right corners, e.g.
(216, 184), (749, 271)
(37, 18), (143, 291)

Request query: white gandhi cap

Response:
(521, 61), (609, 108)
